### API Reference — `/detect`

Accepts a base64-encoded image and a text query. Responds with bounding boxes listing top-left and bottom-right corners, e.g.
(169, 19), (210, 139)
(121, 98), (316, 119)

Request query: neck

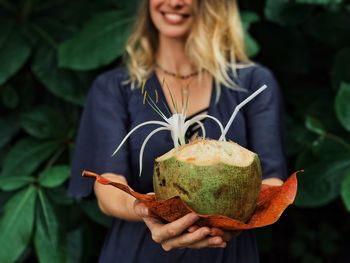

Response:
(156, 35), (196, 75)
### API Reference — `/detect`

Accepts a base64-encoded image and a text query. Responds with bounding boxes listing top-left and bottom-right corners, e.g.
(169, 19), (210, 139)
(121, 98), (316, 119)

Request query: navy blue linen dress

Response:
(68, 64), (287, 263)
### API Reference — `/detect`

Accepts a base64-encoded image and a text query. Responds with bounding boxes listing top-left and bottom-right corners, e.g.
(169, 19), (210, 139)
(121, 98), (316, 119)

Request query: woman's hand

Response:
(262, 177), (283, 186)
(134, 201), (228, 251)
(187, 225), (241, 243)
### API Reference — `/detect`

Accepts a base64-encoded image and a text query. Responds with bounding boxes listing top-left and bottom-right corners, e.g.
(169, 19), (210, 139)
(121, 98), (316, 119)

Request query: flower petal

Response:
(112, 121), (169, 156)
(138, 127), (169, 176)
(193, 121), (206, 139)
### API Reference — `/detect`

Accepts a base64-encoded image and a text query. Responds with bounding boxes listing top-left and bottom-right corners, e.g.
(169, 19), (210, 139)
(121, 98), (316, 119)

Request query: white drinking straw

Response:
(219, 84), (268, 141)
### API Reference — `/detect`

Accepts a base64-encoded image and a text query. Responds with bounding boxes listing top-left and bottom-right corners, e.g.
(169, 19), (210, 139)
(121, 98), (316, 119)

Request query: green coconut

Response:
(153, 139), (262, 222)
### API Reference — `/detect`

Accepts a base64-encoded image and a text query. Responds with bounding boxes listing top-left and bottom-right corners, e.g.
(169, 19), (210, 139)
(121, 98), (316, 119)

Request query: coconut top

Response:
(156, 139), (257, 167)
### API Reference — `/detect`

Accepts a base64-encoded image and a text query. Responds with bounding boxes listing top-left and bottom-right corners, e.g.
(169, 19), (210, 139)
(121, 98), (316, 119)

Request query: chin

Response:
(156, 22), (192, 39)
(160, 30), (190, 39)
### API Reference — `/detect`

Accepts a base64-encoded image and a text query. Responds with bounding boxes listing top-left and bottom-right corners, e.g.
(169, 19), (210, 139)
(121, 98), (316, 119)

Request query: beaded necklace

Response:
(155, 63), (202, 80)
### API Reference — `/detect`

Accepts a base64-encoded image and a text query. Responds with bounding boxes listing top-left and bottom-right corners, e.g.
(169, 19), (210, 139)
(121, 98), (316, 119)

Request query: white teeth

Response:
(164, 13), (184, 22)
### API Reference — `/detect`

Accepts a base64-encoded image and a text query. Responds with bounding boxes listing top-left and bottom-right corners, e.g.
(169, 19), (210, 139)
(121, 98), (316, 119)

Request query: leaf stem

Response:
(37, 188), (56, 247)
(324, 133), (350, 151)
(45, 145), (65, 169)
(29, 22), (58, 49)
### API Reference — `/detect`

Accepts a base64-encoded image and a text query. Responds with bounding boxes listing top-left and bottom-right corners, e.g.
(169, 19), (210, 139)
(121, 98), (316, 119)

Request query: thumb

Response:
(133, 200), (149, 217)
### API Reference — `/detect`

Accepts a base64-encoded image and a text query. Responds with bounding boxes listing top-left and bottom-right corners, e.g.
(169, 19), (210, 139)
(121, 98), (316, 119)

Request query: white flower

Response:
(112, 84), (267, 176)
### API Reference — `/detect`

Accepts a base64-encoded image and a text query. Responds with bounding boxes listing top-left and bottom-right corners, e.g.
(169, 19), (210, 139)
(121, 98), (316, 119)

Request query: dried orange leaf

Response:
(82, 171), (298, 230)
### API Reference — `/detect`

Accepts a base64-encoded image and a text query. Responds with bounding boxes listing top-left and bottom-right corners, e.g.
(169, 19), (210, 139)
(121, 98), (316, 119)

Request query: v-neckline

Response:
(150, 71), (216, 121)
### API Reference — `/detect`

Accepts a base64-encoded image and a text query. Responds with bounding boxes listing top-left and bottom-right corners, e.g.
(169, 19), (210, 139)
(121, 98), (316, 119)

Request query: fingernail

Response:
(220, 242), (227, 248)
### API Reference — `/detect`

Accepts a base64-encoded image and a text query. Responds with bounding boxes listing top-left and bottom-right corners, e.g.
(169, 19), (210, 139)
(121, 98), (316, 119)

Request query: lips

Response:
(161, 11), (191, 24)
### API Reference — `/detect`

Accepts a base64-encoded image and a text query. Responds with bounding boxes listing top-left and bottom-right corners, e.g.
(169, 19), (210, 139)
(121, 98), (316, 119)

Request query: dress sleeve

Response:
(68, 71), (131, 198)
(243, 66), (288, 181)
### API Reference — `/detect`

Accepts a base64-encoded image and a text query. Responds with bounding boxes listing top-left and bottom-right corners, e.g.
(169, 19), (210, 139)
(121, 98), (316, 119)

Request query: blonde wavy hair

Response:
(125, 0), (251, 92)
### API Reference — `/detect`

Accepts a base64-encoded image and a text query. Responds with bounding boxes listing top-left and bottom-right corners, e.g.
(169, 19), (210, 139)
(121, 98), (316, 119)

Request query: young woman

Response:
(69, 0), (287, 262)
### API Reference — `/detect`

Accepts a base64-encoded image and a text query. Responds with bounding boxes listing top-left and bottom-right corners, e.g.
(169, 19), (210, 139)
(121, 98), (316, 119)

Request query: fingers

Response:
(187, 225), (200, 233)
(161, 226), (211, 251)
(162, 228), (227, 251)
(209, 228), (231, 242)
(187, 236), (227, 249)
(209, 228), (242, 242)
(133, 201), (149, 217)
(145, 212), (199, 243)
(134, 200), (240, 250)
(262, 178), (283, 186)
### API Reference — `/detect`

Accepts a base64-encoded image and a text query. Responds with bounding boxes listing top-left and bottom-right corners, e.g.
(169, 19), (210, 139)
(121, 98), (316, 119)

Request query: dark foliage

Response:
(0, 0), (349, 262)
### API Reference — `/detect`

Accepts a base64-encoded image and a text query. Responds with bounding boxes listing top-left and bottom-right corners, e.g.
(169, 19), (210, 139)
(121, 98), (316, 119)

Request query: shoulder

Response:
(92, 66), (129, 89)
(236, 63), (279, 93)
(237, 63), (276, 85)
(89, 66), (131, 98)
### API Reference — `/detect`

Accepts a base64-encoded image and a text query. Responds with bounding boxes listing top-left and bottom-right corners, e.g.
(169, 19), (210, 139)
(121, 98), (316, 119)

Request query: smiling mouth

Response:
(161, 12), (191, 23)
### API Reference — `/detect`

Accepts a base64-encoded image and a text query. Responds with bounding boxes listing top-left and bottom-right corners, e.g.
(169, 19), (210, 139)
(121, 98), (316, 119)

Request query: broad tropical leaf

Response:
(0, 176), (36, 191)
(34, 189), (65, 263)
(39, 165), (71, 188)
(0, 186), (36, 263)
(305, 116), (326, 136)
(305, 97), (343, 132)
(32, 46), (90, 105)
(46, 186), (73, 205)
(1, 85), (19, 109)
(241, 12), (260, 57)
(118, 0), (139, 12)
(335, 83), (350, 132)
(0, 115), (19, 148)
(265, 0), (313, 26)
(66, 227), (83, 263)
(58, 10), (134, 70)
(295, 159), (350, 207)
(0, 20), (31, 85)
(296, 0), (343, 4)
(20, 105), (68, 139)
(311, 137), (350, 161)
(340, 169), (350, 211)
(1, 138), (60, 177)
(296, 135), (350, 171)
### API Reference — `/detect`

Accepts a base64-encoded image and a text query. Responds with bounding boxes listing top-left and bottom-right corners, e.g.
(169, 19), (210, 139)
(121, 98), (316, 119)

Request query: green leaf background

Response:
(1, 0), (350, 262)
(0, 21), (31, 85)
(0, 186), (36, 263)
(58, 10), (134, 70)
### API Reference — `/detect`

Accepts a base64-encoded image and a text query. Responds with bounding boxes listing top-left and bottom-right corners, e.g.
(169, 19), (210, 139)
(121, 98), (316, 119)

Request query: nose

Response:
(168, 0), (185, 8)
